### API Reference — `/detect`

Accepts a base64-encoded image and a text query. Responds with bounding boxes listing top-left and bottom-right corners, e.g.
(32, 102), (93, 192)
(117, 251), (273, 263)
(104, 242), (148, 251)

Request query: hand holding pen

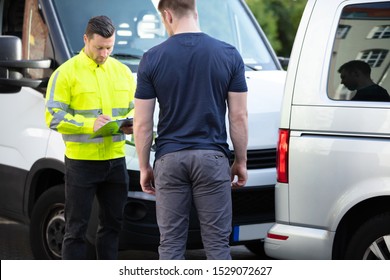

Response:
(93, 113), (111, 132)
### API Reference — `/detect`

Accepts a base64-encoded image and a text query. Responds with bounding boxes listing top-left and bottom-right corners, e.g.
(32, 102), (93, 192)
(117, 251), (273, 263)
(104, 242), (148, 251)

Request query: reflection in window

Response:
(336, 25), (351, 39)
(368, 25), (390, 39)
(358, 49), (389, 67)
(327, 2), (390, 101)
(137, 14), (164, 39)
(117, 23), (132, 46)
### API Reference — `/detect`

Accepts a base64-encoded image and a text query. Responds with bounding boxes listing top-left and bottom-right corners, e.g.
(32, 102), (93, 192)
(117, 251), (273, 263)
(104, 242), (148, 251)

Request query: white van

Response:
(264, 0), (390, 260)
(0, 0), (286, 259)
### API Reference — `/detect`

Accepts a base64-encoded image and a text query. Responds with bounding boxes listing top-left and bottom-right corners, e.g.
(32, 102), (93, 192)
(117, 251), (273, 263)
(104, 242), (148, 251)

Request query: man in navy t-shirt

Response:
(134, 0), (248, 260)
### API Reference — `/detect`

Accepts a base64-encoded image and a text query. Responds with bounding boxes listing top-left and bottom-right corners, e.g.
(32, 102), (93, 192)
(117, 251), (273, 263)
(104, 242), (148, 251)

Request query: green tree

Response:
(245, 0), (307, 57)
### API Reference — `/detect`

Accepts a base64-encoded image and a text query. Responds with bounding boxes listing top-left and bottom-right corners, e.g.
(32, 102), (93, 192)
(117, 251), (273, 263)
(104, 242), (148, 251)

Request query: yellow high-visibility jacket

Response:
(45, 50), (135, 160)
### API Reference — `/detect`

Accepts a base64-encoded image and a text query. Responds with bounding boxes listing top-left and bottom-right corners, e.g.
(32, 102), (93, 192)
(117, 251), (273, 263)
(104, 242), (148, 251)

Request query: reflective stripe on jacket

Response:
(45, 50), (135, 160)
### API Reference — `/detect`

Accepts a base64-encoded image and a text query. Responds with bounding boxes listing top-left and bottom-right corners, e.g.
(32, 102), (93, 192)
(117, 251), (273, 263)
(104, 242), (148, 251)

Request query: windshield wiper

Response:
(245, 64), (262, 71)
(245, 64), (257, 71)
(111, 53), (143, 60)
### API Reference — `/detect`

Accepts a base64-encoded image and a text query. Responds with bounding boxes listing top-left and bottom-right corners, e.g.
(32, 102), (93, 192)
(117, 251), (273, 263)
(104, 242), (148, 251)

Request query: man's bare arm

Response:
(227, 91), (248, 187)
(134, 98), (156, 194)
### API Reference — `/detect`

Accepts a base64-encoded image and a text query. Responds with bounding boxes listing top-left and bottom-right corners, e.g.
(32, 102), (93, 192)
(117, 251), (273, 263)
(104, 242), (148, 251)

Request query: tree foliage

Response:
(245, 0), (307, 57)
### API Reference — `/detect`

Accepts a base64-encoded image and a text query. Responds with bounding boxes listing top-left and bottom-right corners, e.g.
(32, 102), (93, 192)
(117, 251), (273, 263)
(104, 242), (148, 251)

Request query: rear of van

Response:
(265, 0), (390, 260)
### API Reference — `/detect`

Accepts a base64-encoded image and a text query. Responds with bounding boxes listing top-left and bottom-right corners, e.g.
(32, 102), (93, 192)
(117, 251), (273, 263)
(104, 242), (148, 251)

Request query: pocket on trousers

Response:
(154, 153), (176, 180)
(202, 152), (228, 169)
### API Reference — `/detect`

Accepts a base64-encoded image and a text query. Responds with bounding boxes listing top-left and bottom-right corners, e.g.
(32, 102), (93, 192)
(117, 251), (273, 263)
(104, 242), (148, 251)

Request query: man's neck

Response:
(357, 78), (375, 90)
(173, 18), (201, 35)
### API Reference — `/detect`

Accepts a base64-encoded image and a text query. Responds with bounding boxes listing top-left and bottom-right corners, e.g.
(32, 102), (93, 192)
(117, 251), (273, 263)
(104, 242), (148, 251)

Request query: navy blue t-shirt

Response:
(135, 32), (247, 160)
(352, 84), (390, 101)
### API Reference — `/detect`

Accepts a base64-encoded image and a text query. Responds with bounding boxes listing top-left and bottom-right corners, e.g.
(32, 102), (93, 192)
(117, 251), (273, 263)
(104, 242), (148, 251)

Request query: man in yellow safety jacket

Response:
(45, 15), (135, 260)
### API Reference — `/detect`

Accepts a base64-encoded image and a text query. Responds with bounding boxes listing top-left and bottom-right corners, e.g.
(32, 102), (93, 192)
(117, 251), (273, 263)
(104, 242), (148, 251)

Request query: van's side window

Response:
(328, 2), (390, 101)
(24, 0), (53, 81)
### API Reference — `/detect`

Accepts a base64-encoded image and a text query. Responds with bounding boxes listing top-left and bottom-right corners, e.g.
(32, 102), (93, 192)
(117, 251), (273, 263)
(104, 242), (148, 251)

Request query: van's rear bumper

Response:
(264, 223), (335, 259)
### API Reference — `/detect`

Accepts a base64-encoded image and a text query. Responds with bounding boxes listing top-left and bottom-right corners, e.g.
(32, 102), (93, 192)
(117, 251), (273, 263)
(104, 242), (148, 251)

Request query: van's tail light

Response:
(277, 129), (290, 183)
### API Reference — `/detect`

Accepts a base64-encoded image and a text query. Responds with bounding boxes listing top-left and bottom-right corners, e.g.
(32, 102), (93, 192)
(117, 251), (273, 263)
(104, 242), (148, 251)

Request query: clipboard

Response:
(89, 117), (133, 139)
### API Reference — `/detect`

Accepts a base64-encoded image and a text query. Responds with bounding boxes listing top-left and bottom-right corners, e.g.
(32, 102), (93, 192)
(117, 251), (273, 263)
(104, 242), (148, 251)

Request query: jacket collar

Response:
(79, 48), (106, 70)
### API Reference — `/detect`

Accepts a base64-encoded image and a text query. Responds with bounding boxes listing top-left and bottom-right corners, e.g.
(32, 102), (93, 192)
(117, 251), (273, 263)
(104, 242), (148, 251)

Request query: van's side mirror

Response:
(0, 35), (52, 93)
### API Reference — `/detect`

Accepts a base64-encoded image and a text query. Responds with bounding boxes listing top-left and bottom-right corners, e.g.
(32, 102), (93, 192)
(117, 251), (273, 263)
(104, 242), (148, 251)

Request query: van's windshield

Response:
(52, 0), (277, 71)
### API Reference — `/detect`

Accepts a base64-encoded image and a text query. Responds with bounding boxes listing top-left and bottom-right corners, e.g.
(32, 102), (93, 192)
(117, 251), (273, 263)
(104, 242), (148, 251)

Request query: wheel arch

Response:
(24, 158), (65, 219)
(332, 195), (390, 259)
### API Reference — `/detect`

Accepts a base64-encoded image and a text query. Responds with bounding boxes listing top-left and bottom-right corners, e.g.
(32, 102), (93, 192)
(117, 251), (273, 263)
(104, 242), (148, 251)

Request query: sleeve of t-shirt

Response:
(228, 49), (248, 93)
(135, 53), (157, 99)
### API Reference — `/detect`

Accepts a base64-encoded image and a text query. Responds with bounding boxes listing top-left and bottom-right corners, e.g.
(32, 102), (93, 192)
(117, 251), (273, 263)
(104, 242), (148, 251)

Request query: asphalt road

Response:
(0, 217), (261, 260)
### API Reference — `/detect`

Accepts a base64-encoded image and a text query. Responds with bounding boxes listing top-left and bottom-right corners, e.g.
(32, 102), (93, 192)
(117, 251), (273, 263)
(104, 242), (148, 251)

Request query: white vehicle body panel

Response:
(265, 0), (390, 260)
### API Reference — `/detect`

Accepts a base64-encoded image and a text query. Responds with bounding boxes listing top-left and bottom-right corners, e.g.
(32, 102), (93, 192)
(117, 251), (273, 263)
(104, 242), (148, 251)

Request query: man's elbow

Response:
(229, 111), (248, 123)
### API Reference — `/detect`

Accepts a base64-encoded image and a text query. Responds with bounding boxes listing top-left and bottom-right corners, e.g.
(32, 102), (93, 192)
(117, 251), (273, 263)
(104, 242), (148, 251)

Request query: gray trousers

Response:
(154, 149), (232, 260)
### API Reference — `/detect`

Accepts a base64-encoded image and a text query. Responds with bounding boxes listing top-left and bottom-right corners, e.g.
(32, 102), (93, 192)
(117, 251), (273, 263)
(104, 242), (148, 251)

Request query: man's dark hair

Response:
(158, 0), (195, 18)
(85, 15), (115, 39)
(338, 60), (372, 76)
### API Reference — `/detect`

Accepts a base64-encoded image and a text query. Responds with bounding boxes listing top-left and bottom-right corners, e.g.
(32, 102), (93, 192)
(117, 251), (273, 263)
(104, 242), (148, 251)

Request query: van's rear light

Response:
(277, 129), (290, 183)
(267, 233), (289, 240)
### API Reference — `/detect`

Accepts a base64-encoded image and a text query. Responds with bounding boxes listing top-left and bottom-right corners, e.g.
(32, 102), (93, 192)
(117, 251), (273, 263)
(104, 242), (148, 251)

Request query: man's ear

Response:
(164, 9), (173, 24)
(83, 34), (88, 44)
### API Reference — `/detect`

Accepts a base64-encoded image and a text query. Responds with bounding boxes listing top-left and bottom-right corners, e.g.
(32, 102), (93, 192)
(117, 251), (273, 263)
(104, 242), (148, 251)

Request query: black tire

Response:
(30, 184), (65, 260)
(244, 241), (267, 258)
(345, 212), (390, 260)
